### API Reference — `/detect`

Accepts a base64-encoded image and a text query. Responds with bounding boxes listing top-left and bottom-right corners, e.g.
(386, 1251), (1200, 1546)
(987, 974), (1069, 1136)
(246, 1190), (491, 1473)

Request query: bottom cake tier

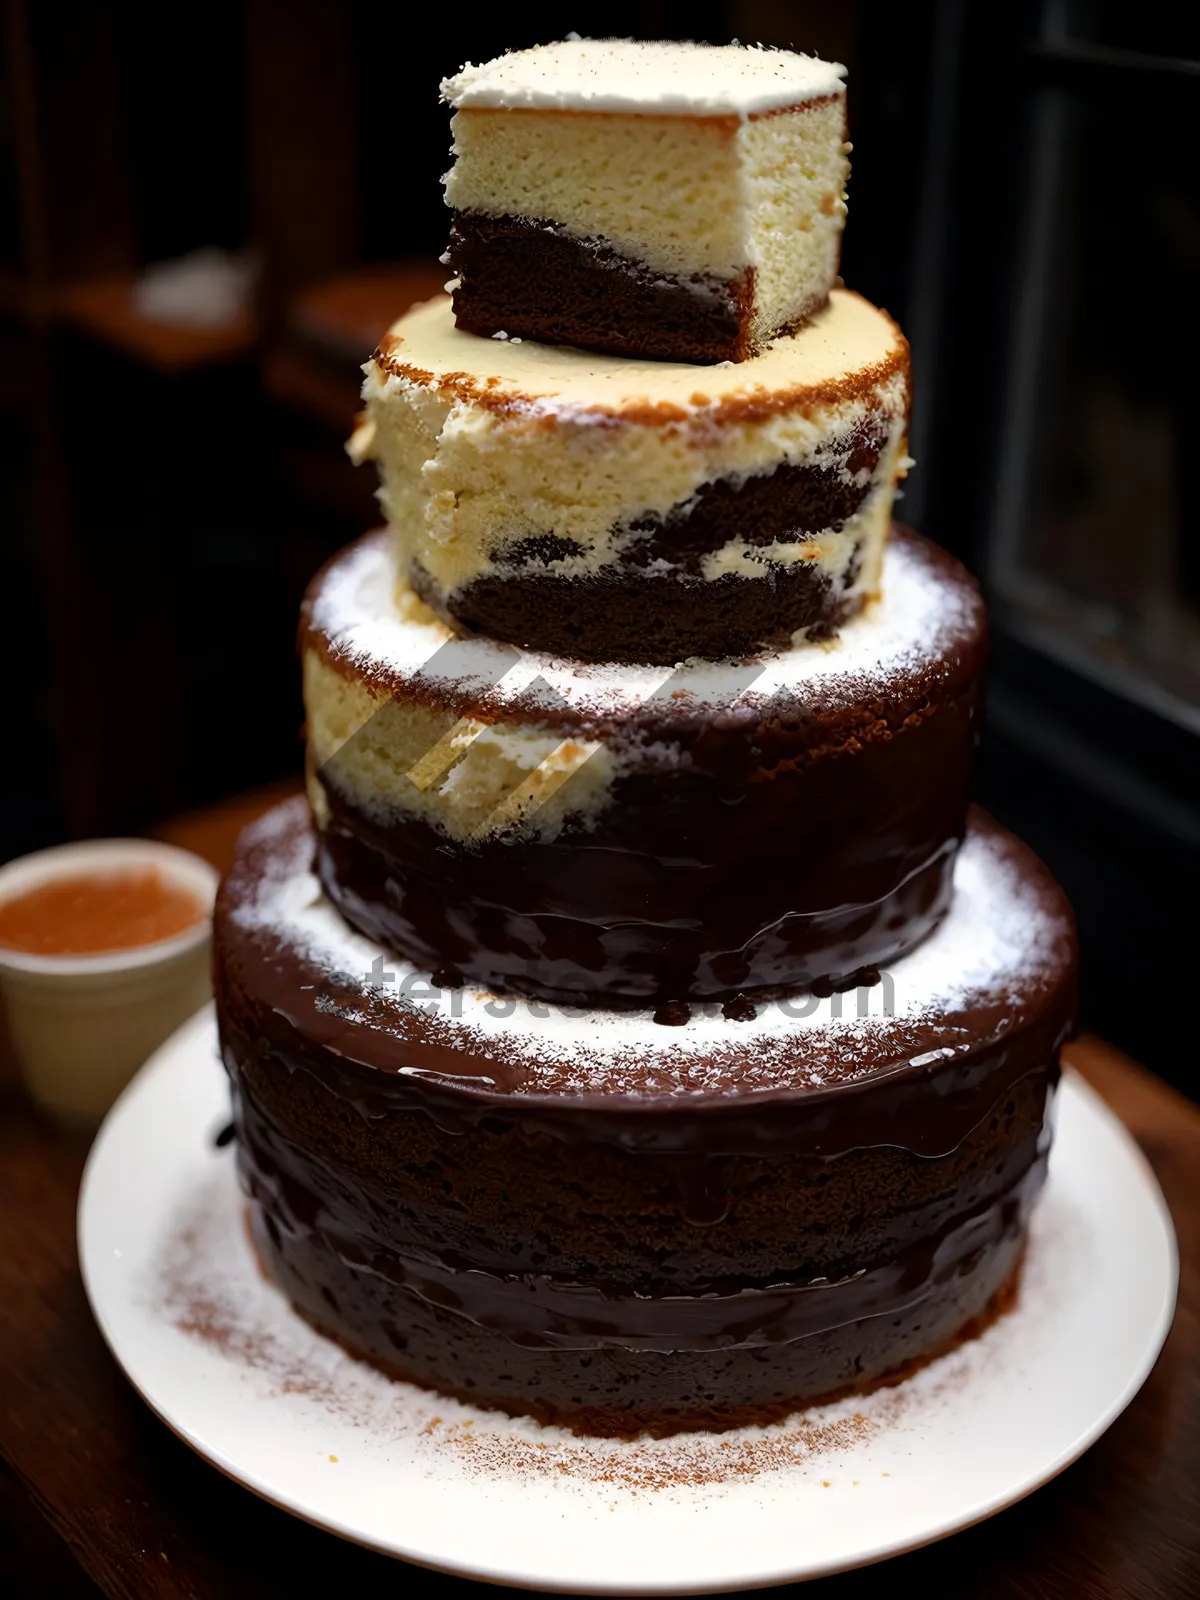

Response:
(215, 799), (1076, 1437)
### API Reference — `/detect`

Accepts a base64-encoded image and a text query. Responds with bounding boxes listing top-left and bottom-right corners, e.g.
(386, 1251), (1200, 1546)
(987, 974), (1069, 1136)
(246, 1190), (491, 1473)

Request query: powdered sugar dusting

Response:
(226, 799), (1073, 1098)
(151, 1163), (1053, 1493)
(307, 530), (981, 729)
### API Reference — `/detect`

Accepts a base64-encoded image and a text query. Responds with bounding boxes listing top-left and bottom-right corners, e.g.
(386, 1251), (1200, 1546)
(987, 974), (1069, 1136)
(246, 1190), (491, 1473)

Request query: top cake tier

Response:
(442, 39), (850, 363)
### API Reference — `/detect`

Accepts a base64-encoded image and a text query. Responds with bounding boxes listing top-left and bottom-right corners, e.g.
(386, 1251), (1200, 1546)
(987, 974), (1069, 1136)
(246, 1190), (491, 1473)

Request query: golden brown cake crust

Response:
(373, 290), (909, 425)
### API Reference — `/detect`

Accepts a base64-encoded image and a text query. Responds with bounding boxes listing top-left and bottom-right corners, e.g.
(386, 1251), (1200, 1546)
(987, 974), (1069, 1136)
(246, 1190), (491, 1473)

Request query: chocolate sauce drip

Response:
(215, 810), (1074, 1152)
(653, 1000), (692, 1027)
(221, 969), (1070, 1160)
(311, 529), (986, 1000)
(316, 691), (973, 1008)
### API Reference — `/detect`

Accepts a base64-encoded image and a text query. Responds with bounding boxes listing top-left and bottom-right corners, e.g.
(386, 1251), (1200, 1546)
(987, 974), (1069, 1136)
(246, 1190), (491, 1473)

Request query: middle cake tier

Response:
(303, 525), (985, 1009)
(352, 287), (909, 664)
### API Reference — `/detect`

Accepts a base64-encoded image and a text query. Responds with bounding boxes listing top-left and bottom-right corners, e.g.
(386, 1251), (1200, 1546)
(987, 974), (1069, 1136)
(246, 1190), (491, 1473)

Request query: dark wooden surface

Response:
(1, 801), (1197, 1596)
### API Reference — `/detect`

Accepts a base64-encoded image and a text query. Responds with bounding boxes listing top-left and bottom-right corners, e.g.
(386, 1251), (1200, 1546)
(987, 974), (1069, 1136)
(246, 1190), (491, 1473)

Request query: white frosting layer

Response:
(441, 40), (845, 117)
(230, 799), (1072, 1097)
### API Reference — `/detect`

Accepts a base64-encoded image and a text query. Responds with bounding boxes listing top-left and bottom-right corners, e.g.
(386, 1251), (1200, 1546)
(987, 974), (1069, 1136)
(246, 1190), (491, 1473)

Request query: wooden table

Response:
(2, 796), (1197, 1597)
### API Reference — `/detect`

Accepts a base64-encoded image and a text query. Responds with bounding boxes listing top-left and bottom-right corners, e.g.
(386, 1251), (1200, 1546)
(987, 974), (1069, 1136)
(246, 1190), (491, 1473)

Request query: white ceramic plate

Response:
(79, 1006), (1178, 1593)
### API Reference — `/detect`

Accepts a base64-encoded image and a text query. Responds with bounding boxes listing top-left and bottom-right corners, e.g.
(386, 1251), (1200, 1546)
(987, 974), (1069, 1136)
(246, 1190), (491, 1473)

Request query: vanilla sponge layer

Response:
(305, 656), (612, 847)
(354, 291), (909, 598)
(445, 96), (849, 341)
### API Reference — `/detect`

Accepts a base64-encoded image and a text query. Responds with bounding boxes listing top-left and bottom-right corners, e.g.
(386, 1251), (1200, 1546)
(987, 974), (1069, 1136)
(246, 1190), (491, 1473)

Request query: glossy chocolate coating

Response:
(242, 1129), (1038, 1435)
(215, 802), (1075, 1434)
(310, 531), (985, 1008)
(315, 738), (963, 1009)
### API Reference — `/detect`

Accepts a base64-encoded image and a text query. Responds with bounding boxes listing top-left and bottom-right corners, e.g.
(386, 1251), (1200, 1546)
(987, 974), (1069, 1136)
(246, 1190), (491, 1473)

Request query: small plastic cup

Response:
(0, 839), (219, 1128)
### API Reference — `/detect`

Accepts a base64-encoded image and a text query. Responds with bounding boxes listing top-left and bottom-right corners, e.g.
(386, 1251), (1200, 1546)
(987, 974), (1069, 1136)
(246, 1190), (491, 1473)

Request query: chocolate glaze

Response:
(313, 534), (982, 1007)
(251, 1207), (1026, 1436)
(216, 804), (1073, 1431)
(315, 785), (959, 1010)
(217, 872), (1070, 1157)
(448, 210), (784, 364)
(241, 1077), (1044, 1355)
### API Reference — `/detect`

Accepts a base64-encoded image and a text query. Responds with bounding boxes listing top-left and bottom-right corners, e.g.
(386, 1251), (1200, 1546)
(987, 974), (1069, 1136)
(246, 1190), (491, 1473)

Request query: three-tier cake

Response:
(214, 39), (1077, 1438)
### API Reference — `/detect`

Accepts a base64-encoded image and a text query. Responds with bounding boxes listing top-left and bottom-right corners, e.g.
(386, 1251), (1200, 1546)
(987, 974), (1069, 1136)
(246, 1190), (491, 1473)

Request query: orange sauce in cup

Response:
(0, 867), (204, 956)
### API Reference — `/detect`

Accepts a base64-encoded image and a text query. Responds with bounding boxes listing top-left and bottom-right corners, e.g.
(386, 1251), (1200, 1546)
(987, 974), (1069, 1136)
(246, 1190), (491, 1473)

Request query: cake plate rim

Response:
(78, 1004), (1178, 1594)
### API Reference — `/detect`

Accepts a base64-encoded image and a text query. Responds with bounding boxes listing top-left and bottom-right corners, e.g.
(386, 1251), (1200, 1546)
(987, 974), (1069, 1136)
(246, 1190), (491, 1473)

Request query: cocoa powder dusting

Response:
(421, 1406), (879, 1491)
(148, 1166), (1031, 1494)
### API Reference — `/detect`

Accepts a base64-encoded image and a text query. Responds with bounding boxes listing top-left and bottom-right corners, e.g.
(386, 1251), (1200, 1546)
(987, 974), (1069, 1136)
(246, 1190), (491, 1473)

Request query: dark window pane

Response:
(1062, 2), (1200, 58)
(990, 86), (1200, 728)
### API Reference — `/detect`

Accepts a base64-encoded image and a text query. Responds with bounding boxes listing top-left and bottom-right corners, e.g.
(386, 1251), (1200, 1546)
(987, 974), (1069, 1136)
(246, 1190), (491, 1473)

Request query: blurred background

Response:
(1, 1), (1197, 1089)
